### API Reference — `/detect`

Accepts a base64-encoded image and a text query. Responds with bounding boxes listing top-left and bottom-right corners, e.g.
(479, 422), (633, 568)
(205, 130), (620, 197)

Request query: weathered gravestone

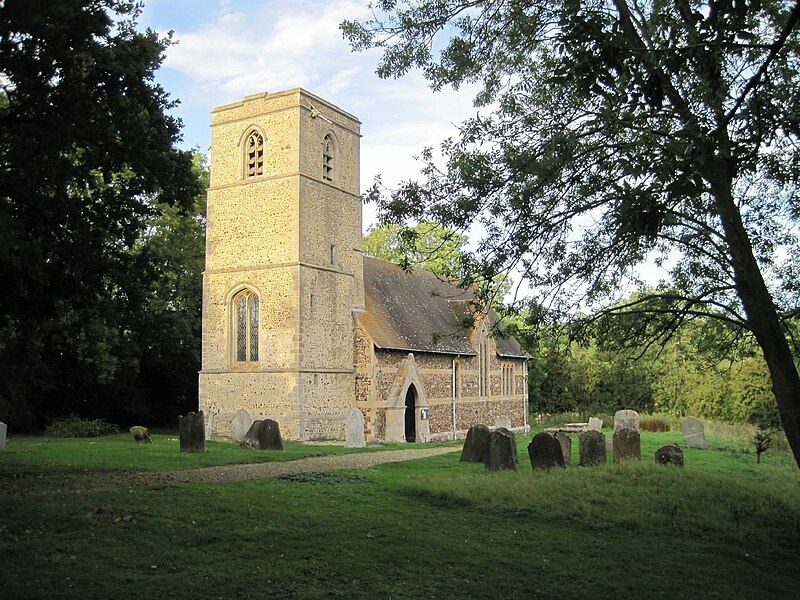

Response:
(527, 432), (565, 470)
(179, 411), (205, 453)
(681, 417), (708, 449)
(605, 437), (614, 454)
(484, 427), (517, 471)
(579, 430), (607, 466)
(130, 426), (151, 444)
(655, 444), (684, 467)
(0, 421), (6, 450)
(344, 408), (366, 448)
(587, 417), (603, 432)
(242, 419), (284, 450)
(494, 415), (512, 430)
(460, 424), (491, 462)
(554, 431), (572, 466)
(232, 409), (253, 443)
(614, 410), (640, 432)
(613, 428), (641, 462)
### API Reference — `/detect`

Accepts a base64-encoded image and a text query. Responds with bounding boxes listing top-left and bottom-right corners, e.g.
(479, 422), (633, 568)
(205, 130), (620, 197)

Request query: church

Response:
(199, 88), (529, 443)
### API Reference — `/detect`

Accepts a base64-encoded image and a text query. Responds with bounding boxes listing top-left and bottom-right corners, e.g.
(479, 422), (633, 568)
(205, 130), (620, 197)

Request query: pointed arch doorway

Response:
(404, 384), (417, 442)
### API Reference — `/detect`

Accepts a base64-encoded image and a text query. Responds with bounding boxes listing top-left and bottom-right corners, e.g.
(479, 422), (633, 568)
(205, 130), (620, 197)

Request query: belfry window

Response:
(233, 289), (259, 362)
(245, 131), (264, 177)
(323, 133), (334, 182)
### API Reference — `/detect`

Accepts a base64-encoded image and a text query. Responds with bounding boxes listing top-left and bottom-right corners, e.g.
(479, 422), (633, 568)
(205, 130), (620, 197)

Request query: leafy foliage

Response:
(344, 0), (800, 466)
(0, 1), (203, 429)
(44, 415), (119, 438)
(363, 220), (467, 276)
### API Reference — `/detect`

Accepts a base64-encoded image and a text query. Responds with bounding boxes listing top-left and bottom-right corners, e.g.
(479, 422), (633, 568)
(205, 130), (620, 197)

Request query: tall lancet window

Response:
(233, 289), (259, 362)
(245, 131), (264, 177)
(322, 133), (334, 182)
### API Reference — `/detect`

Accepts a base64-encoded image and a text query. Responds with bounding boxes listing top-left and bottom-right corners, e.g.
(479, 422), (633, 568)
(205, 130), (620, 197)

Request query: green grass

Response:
(1, 426), (798, 598)
(0, 432), (456, 474)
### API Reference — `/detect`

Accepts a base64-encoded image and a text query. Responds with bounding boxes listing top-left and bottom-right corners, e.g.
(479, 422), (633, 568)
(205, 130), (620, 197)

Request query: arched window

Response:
(233, 289), (259, 362)
(322, 133), (335, 182)
(478, 335), (489, 398)
(245, 130), (264, 177)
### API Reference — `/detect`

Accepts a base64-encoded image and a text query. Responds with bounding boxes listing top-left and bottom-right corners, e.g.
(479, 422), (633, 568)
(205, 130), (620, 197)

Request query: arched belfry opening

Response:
(405, 384), (417, 442)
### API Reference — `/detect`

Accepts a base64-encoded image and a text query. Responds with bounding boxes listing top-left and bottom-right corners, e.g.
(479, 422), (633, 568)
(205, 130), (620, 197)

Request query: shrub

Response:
(641, 417), (671, 432)
(45, 415), (119, 438)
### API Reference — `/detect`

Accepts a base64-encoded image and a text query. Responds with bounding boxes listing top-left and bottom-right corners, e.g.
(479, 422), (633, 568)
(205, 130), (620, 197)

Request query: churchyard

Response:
(1, 416), (798, 598)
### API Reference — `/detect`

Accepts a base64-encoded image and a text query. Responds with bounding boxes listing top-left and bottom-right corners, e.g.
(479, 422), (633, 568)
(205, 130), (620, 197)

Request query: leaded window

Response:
(233, 289), (259, 362)
(479, 337), (489, 397)
(245, 131), (264, 177)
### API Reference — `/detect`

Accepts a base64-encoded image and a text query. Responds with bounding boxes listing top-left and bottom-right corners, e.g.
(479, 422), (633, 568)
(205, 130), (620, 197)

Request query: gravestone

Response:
(614, 410), (640, 432)
(527, 432), (565, 470)
(344, 408), (366, 448)
(232, 409), (253, 443)
(0, 421), (6, 449)
(554, 431), (572, 466)
(587, 417), (603, 432)
(494, 416), (512, 430)
(605, 437), (614, 454)
(613, 428), (641, 462)
(179, 411), (205, 453)
(484, 427), (517, 471)
(242, 419), (284, 450)
(460, 424), (491, 462)
(681, 417), (708, 449)
(130, 426), (151, 444)
(655, 444), (684, 467)
(579, 430), (607, 466)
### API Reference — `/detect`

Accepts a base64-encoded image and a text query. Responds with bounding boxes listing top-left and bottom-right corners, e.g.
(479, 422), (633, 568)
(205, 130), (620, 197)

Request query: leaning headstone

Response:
(242, 419), (284, 450)
(527, 432), (565, 470)
(461, 424), (491, 462)
(554, 431), (572, 466)
(579, 430), (607, 466)
(614, 410), (640, 432)
(0, 421), (6, 449)
(130, 426), (151, 444)
(179, 411), (205, 453)
(587, 417), (603, 432)
(232, 409), (253, 443)
(494, 416), (512, 430)
(655, 444), (684, 467)
(681, 417), (708, 449)
(613, 428), (641, 462)
(484, 427), (517, 471)
(344, 408), (366, 448)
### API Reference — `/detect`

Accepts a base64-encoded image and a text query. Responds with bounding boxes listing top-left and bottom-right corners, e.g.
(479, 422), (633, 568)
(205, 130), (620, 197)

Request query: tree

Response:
(0, 1), (200, 428)
(343, 1), (800, 468)
(363, 220), (467, 276)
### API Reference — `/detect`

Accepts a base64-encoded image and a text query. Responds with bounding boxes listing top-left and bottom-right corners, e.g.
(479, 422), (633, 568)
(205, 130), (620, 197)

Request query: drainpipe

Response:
(452, 357), (457, 441)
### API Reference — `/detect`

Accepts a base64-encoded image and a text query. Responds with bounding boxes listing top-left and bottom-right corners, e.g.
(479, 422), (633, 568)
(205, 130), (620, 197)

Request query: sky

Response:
(139, 0), (480, 231)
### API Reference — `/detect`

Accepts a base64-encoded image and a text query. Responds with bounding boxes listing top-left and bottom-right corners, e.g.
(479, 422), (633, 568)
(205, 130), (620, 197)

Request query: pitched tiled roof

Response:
(358, 256), (528, 358)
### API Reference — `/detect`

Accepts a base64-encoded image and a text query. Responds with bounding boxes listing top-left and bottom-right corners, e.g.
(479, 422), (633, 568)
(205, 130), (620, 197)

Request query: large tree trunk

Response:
(712, 168), (800, 469)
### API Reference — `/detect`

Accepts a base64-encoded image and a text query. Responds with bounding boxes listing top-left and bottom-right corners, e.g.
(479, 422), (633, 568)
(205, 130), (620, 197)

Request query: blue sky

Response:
(139, 0), (480, 230)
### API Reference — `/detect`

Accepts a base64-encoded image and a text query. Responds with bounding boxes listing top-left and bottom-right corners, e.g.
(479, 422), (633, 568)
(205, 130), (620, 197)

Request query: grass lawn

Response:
(0, 432), (456, 474)
(1, 425), (798, 598)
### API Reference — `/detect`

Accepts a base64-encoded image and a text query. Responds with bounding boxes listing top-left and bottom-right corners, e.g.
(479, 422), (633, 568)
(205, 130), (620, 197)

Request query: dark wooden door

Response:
(404, 385), (416, 442)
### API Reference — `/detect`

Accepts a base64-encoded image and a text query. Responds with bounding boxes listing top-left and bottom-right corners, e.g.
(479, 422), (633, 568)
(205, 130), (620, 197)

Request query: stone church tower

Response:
(199, 89), (364, 440)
